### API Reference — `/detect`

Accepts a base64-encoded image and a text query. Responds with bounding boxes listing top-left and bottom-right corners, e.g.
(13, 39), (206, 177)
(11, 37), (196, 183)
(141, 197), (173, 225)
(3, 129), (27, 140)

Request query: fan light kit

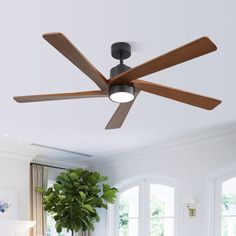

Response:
(109, 85), (135, 103)
(14, 32), (221, 129)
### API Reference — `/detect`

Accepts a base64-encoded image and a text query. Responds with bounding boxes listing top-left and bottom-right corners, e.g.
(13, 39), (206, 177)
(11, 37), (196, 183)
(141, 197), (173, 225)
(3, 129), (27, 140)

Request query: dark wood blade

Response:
(13, 90), (107, 103)
(110, 37), (217, 85)
(43, 32), (108, 90)
(105, 91), (140, 129)
(133, 80), (221, 110)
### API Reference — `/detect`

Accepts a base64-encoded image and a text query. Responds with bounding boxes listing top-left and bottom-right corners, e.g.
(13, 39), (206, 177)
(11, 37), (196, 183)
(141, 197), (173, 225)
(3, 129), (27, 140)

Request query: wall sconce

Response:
(187, 204), (196, 217)
(184, 196), (196, 217)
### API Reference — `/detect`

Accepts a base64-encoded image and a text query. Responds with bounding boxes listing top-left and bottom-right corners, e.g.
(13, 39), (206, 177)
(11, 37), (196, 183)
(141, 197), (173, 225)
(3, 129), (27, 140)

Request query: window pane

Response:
(150, 184), (175, 236)
(46, 214), (72, 236)
(119, 186), (139, 236)
(150, 217), (174, 236)
(222, 217), (236, 236)
(222, 177), (236, 216)
(150, 184), (175, 217)
(222, 177), (236, 236)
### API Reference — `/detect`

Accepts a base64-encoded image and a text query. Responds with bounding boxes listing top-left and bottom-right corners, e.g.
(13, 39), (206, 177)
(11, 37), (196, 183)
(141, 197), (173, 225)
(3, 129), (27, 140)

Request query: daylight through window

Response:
(221, 177), (236, 236)
(118, 180), (175, 236)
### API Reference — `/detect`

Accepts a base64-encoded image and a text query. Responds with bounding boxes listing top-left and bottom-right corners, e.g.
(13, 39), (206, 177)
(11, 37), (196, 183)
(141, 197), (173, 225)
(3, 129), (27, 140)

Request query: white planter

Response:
(0, 221), (35, 236)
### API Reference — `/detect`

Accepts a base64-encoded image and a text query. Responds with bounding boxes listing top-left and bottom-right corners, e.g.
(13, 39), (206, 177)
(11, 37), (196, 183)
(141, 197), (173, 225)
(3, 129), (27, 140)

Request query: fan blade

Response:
(106, 91), (140, 129)
(43, 32), (108, 90)
(133, 80), (221, 110)
(13, 90), (107, 103)
(105, 101), (135, 129)
(110, 37), (217, 85)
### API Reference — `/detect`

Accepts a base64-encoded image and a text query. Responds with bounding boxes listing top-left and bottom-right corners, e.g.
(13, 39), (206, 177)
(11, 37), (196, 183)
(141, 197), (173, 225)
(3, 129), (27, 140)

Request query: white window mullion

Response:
(138, 179), (149, 236)
(146, 180), (151, 236)
(138, 181), (143, 236)
(114, 195), (119, 236)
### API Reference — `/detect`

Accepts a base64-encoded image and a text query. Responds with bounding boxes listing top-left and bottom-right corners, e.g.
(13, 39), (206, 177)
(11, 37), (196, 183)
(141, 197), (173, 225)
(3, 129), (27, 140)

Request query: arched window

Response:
(221, 177), (236, 236)
(207, 163), (236, 236)
(109, 178), (178, 236)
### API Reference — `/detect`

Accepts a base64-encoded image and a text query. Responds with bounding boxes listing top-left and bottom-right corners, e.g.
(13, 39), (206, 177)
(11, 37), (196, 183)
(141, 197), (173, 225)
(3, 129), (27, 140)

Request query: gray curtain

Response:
(30, 164), (48, 236)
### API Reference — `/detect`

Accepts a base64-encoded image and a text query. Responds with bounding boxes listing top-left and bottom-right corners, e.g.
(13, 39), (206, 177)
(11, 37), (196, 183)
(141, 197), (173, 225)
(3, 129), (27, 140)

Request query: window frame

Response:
(107, 175), (181, 236)
(206, 162), (236, 236)
(221, 177), (236, 236)
(215, 173), (236, 236)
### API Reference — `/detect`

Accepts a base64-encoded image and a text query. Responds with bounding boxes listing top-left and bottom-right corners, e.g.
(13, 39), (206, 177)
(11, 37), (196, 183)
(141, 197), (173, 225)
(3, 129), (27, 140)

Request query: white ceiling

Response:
(0, 0), (235, 167)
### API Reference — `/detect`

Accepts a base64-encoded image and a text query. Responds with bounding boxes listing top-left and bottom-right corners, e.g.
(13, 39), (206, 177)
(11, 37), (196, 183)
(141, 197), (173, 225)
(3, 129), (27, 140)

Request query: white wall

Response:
(0, 154), (32, 220)
(91, 133), (236, 236)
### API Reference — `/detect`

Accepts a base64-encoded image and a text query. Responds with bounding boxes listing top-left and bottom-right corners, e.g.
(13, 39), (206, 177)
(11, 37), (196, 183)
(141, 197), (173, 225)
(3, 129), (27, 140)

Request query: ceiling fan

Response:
(14, 33), (221, 129)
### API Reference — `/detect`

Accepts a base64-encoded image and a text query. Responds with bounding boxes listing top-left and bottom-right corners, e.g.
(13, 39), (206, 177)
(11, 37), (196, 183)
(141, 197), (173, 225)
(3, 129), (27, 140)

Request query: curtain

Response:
(30, 164), (48, 236)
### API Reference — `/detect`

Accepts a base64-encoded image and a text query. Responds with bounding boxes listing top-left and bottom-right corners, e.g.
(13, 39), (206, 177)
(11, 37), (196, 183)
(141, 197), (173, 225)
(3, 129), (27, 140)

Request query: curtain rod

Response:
(30, 162), (67, 170)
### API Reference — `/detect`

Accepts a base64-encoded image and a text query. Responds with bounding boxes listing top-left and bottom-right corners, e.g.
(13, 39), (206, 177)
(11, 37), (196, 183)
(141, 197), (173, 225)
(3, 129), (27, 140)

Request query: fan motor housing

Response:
(110, 42), (131, 78)
(110, 64), (130, 78)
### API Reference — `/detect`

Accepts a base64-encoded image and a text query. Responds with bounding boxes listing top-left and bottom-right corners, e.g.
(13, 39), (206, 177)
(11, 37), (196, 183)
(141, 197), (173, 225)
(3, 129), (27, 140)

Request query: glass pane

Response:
(119, 186), (139, 236)
(119, 218), (138, 236)
(150, 217), (174, 236)
(150, 184), (175, 236)
(46, 214), (72, 236)
(222, 217), (236, 236)
(222, 177), (236, 236)
(222, 177), (236, 216)
(150, 184), (175, 217)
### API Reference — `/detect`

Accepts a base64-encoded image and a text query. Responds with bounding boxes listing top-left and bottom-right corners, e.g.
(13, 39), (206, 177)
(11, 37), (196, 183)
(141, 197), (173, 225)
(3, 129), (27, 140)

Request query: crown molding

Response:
(0, 146), (36, 162)
(0, 142), (88, 168)
(89, 122), (236, 169)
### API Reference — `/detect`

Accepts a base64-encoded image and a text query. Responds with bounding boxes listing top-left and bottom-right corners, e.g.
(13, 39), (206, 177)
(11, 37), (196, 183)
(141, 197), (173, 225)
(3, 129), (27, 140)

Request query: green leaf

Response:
(82, 204), (95, 213)
(53, 183), (62, 192)
(35, 186), (44, 194)
(54, 214), (60, 221)
(102, 188), (118, 203)
(69, 172), (79, 182)
(55, 222), (62, 233)
(79, 191), (86, 201)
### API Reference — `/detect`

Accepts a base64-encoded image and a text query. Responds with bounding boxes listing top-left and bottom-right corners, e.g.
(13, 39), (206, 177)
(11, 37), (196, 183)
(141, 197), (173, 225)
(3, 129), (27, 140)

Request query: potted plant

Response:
(37, 168), (118, 235)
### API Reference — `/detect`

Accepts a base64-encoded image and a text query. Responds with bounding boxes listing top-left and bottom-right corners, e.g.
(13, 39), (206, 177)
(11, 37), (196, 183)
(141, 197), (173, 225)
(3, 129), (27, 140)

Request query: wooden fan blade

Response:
(110, 37), (217, 85)
(133, 80), (221, 110)
(43, 32), (108, 90)
(105, 101), (135, 129)
(13, 90), (107, 103)
(105, 91), (140, 129)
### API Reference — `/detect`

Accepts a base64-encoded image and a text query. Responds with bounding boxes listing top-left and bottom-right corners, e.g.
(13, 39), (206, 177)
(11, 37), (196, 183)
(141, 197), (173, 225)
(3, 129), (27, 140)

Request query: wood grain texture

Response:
(105, 101), (135, 129)
(13, 90), (107, 103)
(105, 91), (140, 129)
(133, 80), (221, 110)
(109, 37), (217, 85)
(43, 32), (108, 90)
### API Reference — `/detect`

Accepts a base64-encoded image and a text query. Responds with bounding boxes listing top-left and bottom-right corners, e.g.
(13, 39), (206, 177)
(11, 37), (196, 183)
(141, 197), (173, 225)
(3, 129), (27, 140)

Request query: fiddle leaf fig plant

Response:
(36, 168), (118, 233)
